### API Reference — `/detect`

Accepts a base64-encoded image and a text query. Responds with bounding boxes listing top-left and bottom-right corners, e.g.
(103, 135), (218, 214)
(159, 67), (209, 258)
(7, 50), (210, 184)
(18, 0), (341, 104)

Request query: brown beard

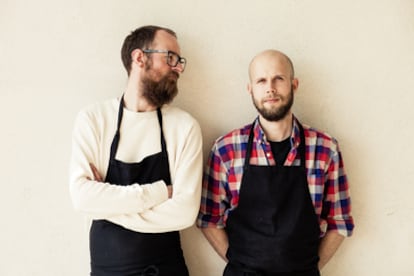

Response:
(141, 62), (179, 107)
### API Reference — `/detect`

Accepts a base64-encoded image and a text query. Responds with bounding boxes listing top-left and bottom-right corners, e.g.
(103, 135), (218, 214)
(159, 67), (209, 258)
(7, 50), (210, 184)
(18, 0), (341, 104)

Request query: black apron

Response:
(89, 97), (188, 276)
(224, 122), (320, 276)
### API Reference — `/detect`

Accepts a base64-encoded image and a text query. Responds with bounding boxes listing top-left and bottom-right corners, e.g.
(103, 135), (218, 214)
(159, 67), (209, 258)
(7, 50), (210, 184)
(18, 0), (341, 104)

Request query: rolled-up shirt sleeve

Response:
(321, 141), (354, 237)
(197, 142), (230, 229)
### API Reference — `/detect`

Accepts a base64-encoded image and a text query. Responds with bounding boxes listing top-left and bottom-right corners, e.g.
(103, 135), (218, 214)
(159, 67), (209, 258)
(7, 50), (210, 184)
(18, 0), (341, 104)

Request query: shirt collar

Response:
(252, 115), (302, 149)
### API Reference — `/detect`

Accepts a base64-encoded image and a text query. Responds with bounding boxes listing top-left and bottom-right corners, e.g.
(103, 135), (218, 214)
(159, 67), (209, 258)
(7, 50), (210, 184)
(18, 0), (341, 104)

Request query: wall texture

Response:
(1, 0), (413, 275)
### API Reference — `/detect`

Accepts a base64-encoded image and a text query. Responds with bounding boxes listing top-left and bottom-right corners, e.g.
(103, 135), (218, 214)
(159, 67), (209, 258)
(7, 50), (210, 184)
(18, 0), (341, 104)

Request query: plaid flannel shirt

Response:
(197, 116), (354, 237)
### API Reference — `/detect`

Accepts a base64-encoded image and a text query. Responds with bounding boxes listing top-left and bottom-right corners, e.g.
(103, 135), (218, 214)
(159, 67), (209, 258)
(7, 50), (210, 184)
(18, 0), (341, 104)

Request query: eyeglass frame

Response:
(142, 49), (187, 72)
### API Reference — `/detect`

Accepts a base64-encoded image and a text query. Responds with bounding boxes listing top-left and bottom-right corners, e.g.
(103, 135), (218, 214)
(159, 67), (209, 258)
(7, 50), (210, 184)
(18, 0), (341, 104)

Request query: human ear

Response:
(131, 49), (145, 68)
(247, 83), (252, 95)
(292, 78), (299, 92)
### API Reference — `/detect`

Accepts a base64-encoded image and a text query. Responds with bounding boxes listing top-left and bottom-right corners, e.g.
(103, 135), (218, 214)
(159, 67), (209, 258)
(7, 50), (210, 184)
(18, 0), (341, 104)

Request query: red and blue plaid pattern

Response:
(197, 116), (354, 237)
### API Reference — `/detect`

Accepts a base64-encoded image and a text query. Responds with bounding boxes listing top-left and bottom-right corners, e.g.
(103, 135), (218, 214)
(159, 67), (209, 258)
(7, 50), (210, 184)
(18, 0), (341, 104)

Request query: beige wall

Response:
(1, 0), (414, 275)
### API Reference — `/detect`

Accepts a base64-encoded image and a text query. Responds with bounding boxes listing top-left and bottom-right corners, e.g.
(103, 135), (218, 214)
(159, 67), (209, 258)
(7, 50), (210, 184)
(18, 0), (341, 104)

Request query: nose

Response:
(172, 63), (185, 73)
(266, 83), (276, 94)
(172, 66), (183, 74)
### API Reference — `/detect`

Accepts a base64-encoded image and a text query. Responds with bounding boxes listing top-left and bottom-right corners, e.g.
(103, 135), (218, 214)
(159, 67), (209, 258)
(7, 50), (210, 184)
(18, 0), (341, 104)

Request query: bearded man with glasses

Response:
(69, 25), (202, 276)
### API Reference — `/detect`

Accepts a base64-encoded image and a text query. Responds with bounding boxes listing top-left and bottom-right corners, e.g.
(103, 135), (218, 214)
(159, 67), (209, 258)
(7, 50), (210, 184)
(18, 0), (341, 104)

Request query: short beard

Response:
(252, 88), (294, 122)
(141, 62), (179, 107)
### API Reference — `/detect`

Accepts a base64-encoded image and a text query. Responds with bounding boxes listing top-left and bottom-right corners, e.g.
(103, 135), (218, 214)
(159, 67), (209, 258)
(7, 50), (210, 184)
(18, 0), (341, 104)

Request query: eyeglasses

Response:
(142, 49), (187, 72)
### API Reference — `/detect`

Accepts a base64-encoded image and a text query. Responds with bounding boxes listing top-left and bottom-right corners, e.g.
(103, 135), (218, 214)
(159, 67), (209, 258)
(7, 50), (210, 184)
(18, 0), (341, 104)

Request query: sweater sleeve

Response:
(69, 107), (168, 217)
(107, 120), (203, 232)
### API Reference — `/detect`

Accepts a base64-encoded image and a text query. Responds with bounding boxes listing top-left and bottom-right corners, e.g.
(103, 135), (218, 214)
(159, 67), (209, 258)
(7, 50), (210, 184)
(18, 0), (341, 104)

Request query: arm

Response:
(321, 140), (354, 236)
(108, 119), (203, 232)
(89, 163), (173, 199)
(318, 231), (345, 270)
(197, 139), (233, 260)
(202, 227), (229, 262)
(318, 140), (353, 269)
(69, 108), (169, 217)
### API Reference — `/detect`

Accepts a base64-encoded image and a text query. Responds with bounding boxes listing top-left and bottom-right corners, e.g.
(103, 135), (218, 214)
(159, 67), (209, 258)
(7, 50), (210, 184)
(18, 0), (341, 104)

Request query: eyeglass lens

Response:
(167, 52), (185, 68)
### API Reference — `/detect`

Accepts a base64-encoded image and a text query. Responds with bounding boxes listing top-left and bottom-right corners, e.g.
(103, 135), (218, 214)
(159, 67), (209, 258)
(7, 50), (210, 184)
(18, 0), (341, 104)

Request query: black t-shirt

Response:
(269, 137), (291, 166)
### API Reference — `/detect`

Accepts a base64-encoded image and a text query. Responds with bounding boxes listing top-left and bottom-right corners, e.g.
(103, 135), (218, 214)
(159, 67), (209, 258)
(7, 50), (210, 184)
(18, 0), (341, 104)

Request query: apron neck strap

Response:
(108, 96), (124, 160)
(109, 95), (166, 161)
(157, 108), (167, 154)
(297, 122), (306, 170)
(244, 122), (255, 170)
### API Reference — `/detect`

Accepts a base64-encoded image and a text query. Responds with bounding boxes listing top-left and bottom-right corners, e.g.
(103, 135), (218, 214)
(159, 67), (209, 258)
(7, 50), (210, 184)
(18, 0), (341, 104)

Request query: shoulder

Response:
(73, 98), (118, 133)
(212, 123), (252, 152)
(302, 123), (335, 140)
(161, 106), (202, 139)
(301, 122), (341, 152)
(76, 98), (118, 123)
(218, 123), (252, 142)
(161, 105), (199, 126)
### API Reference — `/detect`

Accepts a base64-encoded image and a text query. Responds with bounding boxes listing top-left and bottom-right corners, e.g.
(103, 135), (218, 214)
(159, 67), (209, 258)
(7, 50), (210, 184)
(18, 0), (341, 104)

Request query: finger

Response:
(89, 163), (102, 182)
(89, 163), (97, 178)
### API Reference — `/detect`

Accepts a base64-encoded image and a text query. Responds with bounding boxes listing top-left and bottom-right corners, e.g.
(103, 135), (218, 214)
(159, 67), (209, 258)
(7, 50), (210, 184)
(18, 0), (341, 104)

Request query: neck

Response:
(259, 113), (293, 142)
(123, 75), (156, 112)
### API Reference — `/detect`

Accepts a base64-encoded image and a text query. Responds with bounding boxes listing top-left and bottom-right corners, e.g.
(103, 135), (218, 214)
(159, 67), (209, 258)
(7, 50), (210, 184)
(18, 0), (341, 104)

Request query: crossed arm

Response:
(88, 163), (173, 198)
(69, 108), (203, 233)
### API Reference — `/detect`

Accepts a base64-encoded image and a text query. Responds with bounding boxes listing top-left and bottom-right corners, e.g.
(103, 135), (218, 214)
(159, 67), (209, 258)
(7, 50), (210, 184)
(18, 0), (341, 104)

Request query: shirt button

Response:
(266, 153), (271, 157)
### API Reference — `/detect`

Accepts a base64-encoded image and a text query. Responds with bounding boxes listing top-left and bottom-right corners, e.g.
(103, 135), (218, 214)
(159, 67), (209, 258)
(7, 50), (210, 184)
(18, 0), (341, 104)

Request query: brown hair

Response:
(120, 25), (176, 75)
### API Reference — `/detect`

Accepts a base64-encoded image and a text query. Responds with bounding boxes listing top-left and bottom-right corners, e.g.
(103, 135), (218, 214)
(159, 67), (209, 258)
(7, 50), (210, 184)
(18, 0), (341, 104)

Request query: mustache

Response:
(263, 95), (282, 101)
(170, 71), (179, 80)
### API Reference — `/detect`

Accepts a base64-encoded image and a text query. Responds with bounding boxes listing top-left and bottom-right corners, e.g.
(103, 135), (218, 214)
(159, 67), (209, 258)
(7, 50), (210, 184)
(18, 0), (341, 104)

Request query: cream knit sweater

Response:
(69, 98), (203, 233)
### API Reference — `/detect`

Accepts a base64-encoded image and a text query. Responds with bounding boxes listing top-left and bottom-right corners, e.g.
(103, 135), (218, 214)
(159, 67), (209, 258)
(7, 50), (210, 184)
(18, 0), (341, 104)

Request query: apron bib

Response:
(225, 122), (320, 276)
(90, 97), (188, 276)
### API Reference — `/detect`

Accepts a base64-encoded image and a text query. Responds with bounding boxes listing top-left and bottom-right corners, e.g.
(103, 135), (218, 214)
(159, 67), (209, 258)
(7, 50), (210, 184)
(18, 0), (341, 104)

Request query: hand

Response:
(86, 163), (103, 182)
(201, 227), (229, 262)
(167, 185), (173, 198)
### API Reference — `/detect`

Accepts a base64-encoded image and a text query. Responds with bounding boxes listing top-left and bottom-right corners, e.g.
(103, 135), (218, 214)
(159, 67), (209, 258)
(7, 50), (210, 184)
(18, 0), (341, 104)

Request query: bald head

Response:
(248, 50), (295, 82)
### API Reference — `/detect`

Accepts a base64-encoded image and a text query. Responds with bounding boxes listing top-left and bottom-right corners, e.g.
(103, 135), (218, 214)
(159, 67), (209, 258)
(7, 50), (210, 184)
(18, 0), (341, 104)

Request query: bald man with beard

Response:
(198, 50), (354, 276)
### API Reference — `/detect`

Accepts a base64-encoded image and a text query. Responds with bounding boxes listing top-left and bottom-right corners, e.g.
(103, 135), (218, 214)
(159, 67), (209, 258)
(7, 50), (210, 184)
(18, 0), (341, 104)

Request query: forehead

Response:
(152, 30), (181, 53)
(249, 54), (291, 79)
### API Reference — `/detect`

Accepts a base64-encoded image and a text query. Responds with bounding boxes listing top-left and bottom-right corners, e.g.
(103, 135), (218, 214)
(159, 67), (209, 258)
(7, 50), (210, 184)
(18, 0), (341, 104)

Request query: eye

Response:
(167, 53), (176, 63)
(256, 78), (266, 84)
